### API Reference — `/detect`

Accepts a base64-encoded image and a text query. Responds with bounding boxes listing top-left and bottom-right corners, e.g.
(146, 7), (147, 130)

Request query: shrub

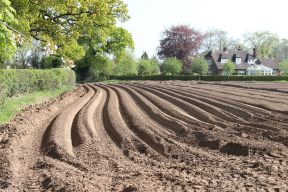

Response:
(40, 54), (64, 69)
(278, 60), (288, 75)
(223, 61), (235, 76)
(191, 57), (208, 75)
(138, 59), (160, 76)
(161, 58), (182, 75)
(0, 68), (75, 104)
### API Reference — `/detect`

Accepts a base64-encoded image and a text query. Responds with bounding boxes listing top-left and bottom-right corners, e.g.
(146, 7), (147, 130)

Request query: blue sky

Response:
(119, 0), (288, 58)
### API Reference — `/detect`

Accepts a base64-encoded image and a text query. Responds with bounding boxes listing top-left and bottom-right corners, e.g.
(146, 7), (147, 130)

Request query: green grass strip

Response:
(101, 80), (123, 84)
(0, 85), (74, 125)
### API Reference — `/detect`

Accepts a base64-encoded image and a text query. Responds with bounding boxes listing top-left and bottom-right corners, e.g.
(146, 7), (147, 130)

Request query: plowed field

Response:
(1, 81), (288, 191)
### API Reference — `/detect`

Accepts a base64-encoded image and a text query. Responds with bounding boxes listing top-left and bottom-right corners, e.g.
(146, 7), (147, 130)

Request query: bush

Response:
(161, 58), (182, 75)
(223, 61), (235, 76)
(0, 68), (75, 104)
(278, 60), (288, 75)
(191, 57), (208, 75)
(138, 58), (160, 76)
(40, 54), (64, 69)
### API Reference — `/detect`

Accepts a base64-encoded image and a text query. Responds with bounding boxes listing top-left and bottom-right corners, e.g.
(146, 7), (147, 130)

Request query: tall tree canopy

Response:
(274, 39), (288, 62)
(158, 24), (203, 74)
(243, 31), (279, 58)
(0, 0), (17, 62)
(201, 29), (246, 53)
(11, 0), (129, 42)
(1, 0), (133, 65)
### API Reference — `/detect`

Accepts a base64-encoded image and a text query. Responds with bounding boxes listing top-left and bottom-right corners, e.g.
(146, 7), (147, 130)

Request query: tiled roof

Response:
(207, 50), (278, 70)
(258, 58), (278, 69)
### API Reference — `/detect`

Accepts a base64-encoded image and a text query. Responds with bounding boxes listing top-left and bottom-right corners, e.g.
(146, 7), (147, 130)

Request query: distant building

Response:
(204, 47), (280, 75)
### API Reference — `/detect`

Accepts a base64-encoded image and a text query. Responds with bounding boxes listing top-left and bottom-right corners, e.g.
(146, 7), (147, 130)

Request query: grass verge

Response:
(101, 80), (123, 84)
(0, 85), (74, 125)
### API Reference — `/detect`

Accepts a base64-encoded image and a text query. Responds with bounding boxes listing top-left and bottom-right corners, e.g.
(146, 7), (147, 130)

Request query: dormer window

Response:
(236, 57), (241, 64)
(221, 58), (228, 63)
(248, 59), (254, 64)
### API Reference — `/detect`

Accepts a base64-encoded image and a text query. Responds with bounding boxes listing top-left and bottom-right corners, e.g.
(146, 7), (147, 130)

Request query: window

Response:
(207, 60), (212, 65)
(236, 58), (241, 64)
(248, 59), (254, 64)
(221, 59), (228, 63)
(237, 70), (245, 75)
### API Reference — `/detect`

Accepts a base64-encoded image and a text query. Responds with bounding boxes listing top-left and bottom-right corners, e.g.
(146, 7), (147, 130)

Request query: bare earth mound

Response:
(0, 81), (288, 191)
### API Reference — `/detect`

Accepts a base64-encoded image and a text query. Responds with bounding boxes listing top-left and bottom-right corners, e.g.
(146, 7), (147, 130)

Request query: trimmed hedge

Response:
(0, 69), (75, 104)
(109, 75), (288, 82)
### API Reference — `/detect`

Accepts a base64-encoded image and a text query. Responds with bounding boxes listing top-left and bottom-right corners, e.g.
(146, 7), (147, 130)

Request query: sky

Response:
(119, 0), (288, 58)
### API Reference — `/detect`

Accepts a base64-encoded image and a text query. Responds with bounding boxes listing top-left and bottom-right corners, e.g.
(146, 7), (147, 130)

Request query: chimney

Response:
(253, 48), (257, 58)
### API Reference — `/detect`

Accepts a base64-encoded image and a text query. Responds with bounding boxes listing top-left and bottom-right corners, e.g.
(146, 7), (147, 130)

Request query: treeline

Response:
(2, 0), (288, 80)
(0, 0), (134, 80)
(109, 74), (288, 82)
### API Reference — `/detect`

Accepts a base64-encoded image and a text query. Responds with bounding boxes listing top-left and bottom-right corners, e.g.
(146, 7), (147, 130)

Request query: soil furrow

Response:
(42, 84), (95, 158)
(71, 84), (104, 147)
(130, 84), (228, 128)
(187, 84), (288, 113)
(152, 82), (272, 116)
(104, 85), (169, 158)
(112, 84), (188, 135)
(137, 83), (245, 122)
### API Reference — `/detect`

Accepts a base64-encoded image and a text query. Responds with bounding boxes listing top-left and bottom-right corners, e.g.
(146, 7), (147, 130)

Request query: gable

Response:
(205, 50), (278, 70)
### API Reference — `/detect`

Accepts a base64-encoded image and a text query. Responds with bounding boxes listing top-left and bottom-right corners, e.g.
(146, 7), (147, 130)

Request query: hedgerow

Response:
(109, 75), (288, 81)
(0, 69), (75, 104)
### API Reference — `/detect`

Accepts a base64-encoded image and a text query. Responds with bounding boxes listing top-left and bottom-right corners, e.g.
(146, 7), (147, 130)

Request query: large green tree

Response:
(7, 0), (133, 68)
(243, 31), (279, 58)
(0, 0), (17, 64)
(11, 0), (129, 42)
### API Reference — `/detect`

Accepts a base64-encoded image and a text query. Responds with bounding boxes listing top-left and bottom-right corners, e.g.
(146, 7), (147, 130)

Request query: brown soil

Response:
(0, 81), (288, 191)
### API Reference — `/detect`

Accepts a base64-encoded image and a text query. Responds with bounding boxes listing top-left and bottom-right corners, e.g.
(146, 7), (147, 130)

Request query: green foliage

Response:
(191, 57), (208, 75)
(76, 50), (114, 82)
(223, 61), (235, 76)
(274, 39), (288, 62)
(244, 31), (279, 58)
(104, 27), (134, 57)
(113, 51), (138, 75)
(0, 68), (75, 104)
(11, 0), (131, 55)
(40, 54), (64, 69)
(278, 60), (288, 75)
(161, 58), (182, 75)
(58, 39), (85, 62)
(138, 58), (160, 76)
(0, 0), (17, 63)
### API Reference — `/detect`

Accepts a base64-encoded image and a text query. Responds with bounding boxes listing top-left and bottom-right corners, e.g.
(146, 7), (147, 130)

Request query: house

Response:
(204, 47), (280, 75)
